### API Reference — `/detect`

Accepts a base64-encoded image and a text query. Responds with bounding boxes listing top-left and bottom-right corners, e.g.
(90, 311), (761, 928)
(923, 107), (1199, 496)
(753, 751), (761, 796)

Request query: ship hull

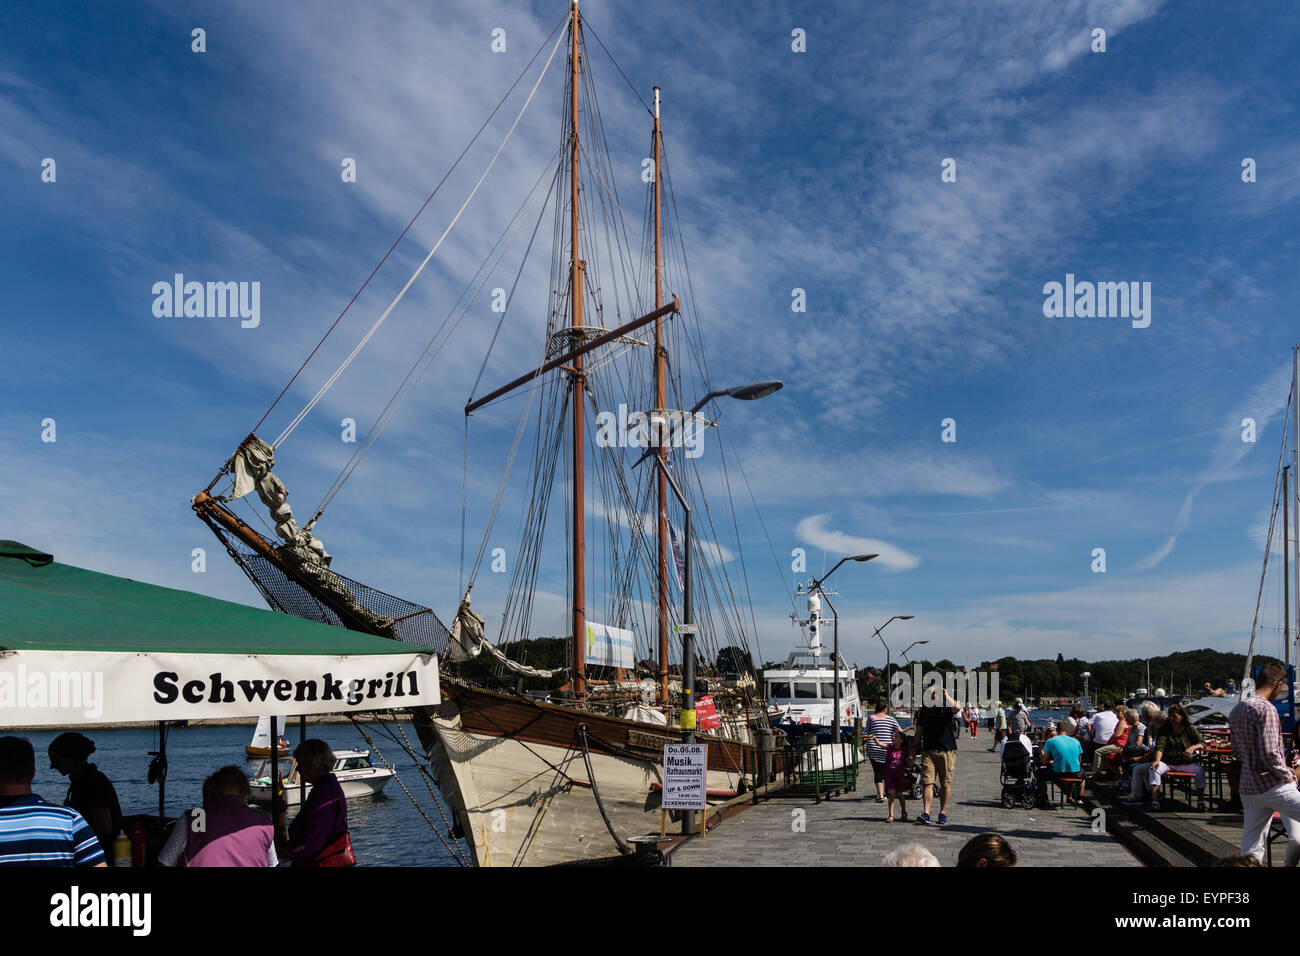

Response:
(420, 683), (757, 867)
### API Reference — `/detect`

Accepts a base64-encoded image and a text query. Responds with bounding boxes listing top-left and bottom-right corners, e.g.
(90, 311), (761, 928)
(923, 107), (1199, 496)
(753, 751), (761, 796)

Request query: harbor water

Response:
(13, 723), (465, 867)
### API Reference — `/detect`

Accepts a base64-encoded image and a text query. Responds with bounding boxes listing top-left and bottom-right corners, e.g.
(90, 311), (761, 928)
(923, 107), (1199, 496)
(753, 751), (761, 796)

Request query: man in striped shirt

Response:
(1228, 664), (1300, 863)
(0, 736), (106, 867)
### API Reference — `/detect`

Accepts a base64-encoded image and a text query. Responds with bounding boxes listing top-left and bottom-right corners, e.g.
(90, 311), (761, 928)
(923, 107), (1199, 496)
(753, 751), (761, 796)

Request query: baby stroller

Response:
(905, 750), (926, 800)
(999, 737), (1037, 809)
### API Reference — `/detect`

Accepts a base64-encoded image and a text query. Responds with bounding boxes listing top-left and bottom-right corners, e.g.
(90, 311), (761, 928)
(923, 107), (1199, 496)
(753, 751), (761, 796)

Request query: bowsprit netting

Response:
(197, 512), (451, 654)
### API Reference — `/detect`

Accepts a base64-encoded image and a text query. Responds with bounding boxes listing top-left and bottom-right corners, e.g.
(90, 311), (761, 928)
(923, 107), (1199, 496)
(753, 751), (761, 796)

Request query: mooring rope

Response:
(578, 724), (632, 856)
(347, 716), (469, 867)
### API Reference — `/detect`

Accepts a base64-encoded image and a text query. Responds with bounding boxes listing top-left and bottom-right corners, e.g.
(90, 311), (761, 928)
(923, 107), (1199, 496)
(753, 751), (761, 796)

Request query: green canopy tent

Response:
(0, 540), (440, 726)
(0, 540), (440, 831)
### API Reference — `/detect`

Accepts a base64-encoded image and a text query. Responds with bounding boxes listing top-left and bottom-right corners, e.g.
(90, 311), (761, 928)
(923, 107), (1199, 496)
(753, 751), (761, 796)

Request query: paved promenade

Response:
(670, 733), (1140, 867)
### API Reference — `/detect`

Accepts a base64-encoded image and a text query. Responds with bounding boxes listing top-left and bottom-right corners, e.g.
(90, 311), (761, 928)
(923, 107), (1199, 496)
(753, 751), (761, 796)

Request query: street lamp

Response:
(872, 616), (915, 703)
(688, 380), (784, 414)
(900, 639), (928, 663)
(632, 381), (784, 468)
(646, 382), (781, 834)
(809, 554), (876, 761)
(896, 638), (929, 713)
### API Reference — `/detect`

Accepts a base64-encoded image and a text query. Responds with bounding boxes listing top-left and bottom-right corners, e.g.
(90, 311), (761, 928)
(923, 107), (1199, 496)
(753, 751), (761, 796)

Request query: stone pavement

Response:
(670, 733), (1140, 867)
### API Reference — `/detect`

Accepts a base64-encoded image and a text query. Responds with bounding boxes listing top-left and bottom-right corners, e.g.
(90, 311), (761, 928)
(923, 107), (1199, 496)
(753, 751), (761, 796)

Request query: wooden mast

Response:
(654, 86), (670, 706)
(569, 0), (586, 701)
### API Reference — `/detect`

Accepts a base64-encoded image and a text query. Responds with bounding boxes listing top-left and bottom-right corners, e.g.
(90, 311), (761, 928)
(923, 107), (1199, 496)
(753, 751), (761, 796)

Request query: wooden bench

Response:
(1051, 776), (1084, 808)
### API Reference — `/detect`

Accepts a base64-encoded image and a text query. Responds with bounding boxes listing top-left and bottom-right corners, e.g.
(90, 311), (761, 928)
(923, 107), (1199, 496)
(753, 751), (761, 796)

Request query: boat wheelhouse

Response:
(766, 590), (860, 744)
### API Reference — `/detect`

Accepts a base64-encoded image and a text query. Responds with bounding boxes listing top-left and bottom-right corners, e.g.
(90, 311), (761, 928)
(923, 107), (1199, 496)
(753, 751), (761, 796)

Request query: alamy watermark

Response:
(152, 274), (260, 328)
(888, 663), (1000, 710)
(594, 404), (704, 459)
(0, 665), (104, 719)
(1042, 273), (1151, 329)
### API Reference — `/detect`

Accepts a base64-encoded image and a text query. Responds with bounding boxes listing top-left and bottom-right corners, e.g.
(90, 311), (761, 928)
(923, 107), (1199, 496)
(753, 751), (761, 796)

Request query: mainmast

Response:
(569, 0), (587, 701)
(653, 86), (670, 706)
(1292, 346), (1298, 667)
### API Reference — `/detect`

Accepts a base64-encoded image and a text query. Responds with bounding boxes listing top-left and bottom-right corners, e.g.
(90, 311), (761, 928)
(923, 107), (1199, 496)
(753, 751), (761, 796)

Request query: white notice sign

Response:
(662, 742), (708, 810)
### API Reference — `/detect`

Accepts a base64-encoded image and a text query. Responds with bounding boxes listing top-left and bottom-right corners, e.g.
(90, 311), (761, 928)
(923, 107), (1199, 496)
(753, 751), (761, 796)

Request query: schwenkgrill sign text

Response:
(0, 650), (439, 726)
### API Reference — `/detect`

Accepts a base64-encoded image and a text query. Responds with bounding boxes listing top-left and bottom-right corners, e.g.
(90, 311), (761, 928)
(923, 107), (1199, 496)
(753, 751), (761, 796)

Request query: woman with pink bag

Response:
(287, 740), (354, 867)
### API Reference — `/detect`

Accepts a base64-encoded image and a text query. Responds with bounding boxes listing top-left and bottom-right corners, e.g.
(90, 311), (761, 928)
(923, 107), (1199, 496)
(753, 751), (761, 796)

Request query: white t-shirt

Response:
(1090, 710), (1120, 744)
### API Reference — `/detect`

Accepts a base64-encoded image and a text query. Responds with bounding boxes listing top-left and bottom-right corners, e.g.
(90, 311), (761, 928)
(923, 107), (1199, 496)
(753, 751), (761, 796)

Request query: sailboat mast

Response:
(569, 0), (587, 700)
(654, 86), (670, 706)
(1292, 345), (1298, 667)
(1286, 465), (1290, 662)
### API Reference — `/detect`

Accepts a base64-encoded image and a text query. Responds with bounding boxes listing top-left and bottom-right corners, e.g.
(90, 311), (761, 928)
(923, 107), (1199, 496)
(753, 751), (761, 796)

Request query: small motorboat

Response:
(249, 749), (394, 807)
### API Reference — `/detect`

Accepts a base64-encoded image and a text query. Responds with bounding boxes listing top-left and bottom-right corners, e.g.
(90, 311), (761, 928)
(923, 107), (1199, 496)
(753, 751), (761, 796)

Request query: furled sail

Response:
(229, 435), (331, 565)
(200, 436), (404, 640)
(447, 589), (565, 679)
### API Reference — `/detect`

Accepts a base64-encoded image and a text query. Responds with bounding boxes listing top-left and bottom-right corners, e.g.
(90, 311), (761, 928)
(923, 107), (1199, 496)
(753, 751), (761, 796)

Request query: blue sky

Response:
(4, 0), (1300, 678)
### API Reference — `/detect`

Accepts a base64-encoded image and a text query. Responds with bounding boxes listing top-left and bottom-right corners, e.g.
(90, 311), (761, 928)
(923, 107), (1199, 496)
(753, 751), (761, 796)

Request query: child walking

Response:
(884, 730), (910, 823)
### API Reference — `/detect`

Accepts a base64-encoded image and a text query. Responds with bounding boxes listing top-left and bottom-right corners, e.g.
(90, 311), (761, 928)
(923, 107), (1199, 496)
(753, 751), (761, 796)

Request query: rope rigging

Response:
(234, 11), (570, 457)
(271, 25), (569, 454)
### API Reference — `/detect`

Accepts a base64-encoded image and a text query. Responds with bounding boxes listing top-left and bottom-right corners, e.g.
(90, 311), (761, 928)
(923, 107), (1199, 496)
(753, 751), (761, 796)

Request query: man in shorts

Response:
(913, 686), (961, 825)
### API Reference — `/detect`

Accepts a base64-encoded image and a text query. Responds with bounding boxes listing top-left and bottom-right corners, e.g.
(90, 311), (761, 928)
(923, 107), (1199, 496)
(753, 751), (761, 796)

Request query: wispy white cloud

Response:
(795, 512), (919, 571)
(1136, 362), (1292, 569)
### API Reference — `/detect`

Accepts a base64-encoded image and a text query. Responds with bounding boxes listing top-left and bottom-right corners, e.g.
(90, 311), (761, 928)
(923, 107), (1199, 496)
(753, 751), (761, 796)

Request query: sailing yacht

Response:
(245, 715), (289, 757)
(194, 1), (782, 866)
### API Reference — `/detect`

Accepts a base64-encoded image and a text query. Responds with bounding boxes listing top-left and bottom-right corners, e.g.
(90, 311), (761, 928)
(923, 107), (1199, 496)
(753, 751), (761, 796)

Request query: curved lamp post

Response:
(809, 554), (876, 756)
(645, 380), (781, 834)
(873, 616), (915, 703)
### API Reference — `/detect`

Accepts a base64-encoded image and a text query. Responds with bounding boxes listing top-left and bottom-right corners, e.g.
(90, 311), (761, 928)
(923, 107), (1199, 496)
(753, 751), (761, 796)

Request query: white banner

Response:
(583, 621), (635, 670)
(0, 650), (439, 727)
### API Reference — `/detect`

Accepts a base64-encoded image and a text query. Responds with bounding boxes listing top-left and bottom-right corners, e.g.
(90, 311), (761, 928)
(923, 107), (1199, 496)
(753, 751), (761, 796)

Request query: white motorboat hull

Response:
(249, 770), (394, 807)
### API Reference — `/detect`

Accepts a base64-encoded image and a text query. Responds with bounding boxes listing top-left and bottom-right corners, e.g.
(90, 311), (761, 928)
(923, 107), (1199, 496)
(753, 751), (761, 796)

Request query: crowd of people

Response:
(0, 734), (353, 868)
(870, 668), (1300, 867)
(878, 666), (1300, 866)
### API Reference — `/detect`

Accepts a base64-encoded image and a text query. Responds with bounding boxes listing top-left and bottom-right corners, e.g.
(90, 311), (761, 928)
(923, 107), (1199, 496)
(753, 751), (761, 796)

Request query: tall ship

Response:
(193, 1), (784, 866)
